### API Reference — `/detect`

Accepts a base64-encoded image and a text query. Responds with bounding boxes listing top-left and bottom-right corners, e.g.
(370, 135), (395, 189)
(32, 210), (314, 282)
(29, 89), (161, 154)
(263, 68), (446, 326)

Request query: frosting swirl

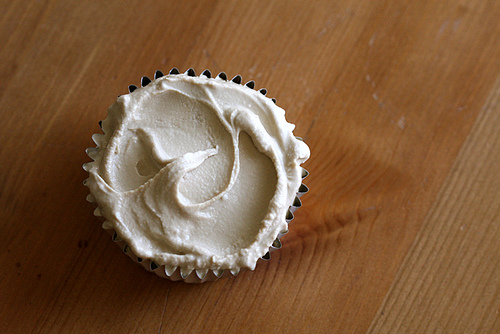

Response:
(86, 74), (310, 271)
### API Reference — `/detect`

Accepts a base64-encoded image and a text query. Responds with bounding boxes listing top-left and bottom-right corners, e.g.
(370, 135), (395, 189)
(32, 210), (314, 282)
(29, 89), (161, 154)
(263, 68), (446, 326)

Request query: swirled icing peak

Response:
(86, 73), (310, 272)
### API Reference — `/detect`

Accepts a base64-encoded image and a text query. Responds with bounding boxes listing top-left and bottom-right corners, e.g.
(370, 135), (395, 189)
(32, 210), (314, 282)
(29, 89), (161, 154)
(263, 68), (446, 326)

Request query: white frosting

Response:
(86, 74), (310, 271)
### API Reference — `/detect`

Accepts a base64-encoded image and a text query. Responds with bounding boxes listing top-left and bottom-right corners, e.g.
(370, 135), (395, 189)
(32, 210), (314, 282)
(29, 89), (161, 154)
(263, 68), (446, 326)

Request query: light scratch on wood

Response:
(158, 288), (170, 334)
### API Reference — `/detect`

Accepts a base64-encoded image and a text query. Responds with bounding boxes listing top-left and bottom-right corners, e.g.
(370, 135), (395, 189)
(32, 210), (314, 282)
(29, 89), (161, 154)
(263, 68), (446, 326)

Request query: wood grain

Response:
(0, 0), (499, 333)
(368, 79), (500, 333)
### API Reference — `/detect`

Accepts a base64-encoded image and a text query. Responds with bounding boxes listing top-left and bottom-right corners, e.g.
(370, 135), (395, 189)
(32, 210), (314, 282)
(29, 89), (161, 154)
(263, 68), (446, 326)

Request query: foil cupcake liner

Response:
(84, 68), (309, 283)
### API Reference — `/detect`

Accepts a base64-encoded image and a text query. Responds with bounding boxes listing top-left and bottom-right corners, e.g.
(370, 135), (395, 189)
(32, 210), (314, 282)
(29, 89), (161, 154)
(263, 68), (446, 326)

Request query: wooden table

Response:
(1, 1), (498, 333)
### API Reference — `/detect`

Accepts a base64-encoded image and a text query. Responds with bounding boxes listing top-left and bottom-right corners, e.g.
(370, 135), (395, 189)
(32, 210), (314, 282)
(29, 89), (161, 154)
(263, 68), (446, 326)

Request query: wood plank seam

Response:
(368, 77), (500, 333)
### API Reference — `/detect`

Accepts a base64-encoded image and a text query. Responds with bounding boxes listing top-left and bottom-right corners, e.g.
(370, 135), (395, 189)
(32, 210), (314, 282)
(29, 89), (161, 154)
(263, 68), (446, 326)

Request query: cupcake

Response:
(84, 68), (310, 282)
